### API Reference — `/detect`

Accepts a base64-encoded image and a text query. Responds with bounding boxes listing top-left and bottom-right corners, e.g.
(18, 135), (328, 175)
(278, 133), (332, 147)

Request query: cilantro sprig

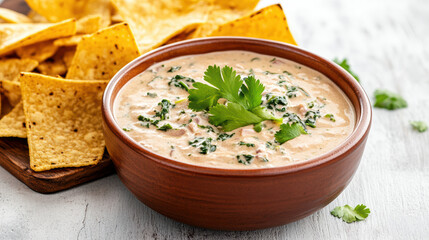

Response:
(373, 89), (407, 110)
(274, 123), (307, 144)
(188, 65), (282, 132)
(331, 204), (370, 223)
(187, 65), (310, 145)
(410, 121), (427, 133)
(333, 58), (360, 82)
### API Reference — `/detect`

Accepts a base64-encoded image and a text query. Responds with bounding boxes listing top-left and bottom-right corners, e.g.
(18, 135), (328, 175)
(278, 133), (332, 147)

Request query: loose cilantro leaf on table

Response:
(373, 89), (407, 110)
(188, 65), (281, 131)
(274, 123), (307, 144)
(331, 204), (370, 223)
(410, 121), (428, 133)
(333, 58), (360, 82)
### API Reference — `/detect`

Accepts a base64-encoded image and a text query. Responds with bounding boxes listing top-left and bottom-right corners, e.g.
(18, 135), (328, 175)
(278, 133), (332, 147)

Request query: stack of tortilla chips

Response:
(0, 0), (296, 172)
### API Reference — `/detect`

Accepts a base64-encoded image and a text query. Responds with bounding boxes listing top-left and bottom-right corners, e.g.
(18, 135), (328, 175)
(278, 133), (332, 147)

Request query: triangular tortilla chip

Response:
(76, 15), (101, 34)
(190, 0), (260, 38)
(0, 101), (26, 138)
(0, 58), (38, 82)
(27, 10), (48, 23)
(36, 48), (73, 76)
(0, 7), (32, 23)
(0, 19), (76, 56)
(209, 4), (297, 45)
(66, 23), (140, 80)
(53, 35), (87, 47)
(61, 47), (76, 68)
(0, 80), (21, 106)
(20, 72), (108, 171)
(25, 0), (111, 27)
(15, 40), (58, 63)
(111, 0), (207, 52)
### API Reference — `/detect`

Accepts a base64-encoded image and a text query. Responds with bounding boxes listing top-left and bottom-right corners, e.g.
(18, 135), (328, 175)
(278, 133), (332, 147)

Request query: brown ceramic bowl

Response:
(102, 37), (372, 231)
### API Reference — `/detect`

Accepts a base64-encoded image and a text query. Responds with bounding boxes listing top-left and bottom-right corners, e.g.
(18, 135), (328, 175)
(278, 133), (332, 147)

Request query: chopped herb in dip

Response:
(114, 51), (355, 168)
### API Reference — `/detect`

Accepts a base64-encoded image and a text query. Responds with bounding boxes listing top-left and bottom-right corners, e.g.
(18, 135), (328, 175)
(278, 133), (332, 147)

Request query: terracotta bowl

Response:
(102, 37), (372, 231)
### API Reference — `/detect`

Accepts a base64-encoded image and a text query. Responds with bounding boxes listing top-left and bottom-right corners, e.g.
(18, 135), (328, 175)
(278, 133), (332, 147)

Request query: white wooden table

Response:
(1, 0), (428, 239)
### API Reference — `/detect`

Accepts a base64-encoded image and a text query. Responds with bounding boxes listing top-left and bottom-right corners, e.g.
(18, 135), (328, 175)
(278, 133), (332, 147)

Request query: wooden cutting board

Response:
(0, 0), (115, 193)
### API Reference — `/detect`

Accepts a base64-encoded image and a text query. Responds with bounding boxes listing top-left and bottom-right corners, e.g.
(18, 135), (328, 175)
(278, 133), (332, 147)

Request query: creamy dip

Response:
(114, 51), (355, 169)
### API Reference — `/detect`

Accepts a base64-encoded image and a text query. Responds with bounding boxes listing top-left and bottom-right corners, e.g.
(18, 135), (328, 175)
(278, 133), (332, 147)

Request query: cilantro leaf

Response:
(331, 204), (370, 223)
(188, 65), (282, 132)
(188, 82), (221, 111)
(241, 76), (265, 109)
(209, 103), (263, 132)
(275, 123), (307, 144)
(373, 89), (407, 110)
(204, 65), (244, 105)
(411, 121), (428, 133)
(333, 58), (360, 82)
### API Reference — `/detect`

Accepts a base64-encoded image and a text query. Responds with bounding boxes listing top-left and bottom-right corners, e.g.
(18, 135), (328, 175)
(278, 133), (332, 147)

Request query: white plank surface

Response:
(1, 0), (429, 239)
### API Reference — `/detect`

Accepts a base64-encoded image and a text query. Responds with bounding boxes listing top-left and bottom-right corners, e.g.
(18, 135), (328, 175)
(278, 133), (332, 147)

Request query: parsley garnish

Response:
(324, 113), (336, 122)
(238, 141), (255, 147)
(266, 95), (288, 112)
(274, 123), (307, 144)
(157, 124), (172, 131)
(168, 75), (195, 91)
(198, 125), (215, 133)
(373, 89), (407, 110)
(167, 66), (181, 72)
(217, 132), (235, 141)
(154, 99), (171, 120)
(138, 115), (159, 127)
(146, 92), (157, 98)
(237, 154), (254, 165)
(189, 137), (216, 154)
(331, 204), (370, 223)
(411, 121), (427, 133)
(305, 110), (321, 128)
(333, 58), (360, 82)
(188, 65), (282, 131)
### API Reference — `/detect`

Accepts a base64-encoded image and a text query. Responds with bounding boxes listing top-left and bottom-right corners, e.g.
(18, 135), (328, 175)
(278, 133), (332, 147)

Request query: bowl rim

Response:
(102, 37), (372, 177)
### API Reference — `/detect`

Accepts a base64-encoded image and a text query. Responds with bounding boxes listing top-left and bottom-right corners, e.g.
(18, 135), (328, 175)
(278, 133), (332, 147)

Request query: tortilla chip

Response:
(0, 101), (26, 138)
(209, 4), (297, 45)
(0, 80), (21, 106)
(0, 7), (33, 23)
(36, 48), (71, 76)
(20, 72), (108, 171)
(111, 0), (207, 52)
(66, 23), (140, 80)
(26, 0), (111, 27)
(62, 47), (76, 68)
(27, 10), (48, 23)
(76, 15), (101, 34)
(111, 12), (123, 23)
(15, 40), (58, 63)
(0, 19), (76, 56)
(0, 58), (38, 82)
(190, 0), (260, 38)
(53, 35), (87, 47)
(37, 60), (67, 77)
